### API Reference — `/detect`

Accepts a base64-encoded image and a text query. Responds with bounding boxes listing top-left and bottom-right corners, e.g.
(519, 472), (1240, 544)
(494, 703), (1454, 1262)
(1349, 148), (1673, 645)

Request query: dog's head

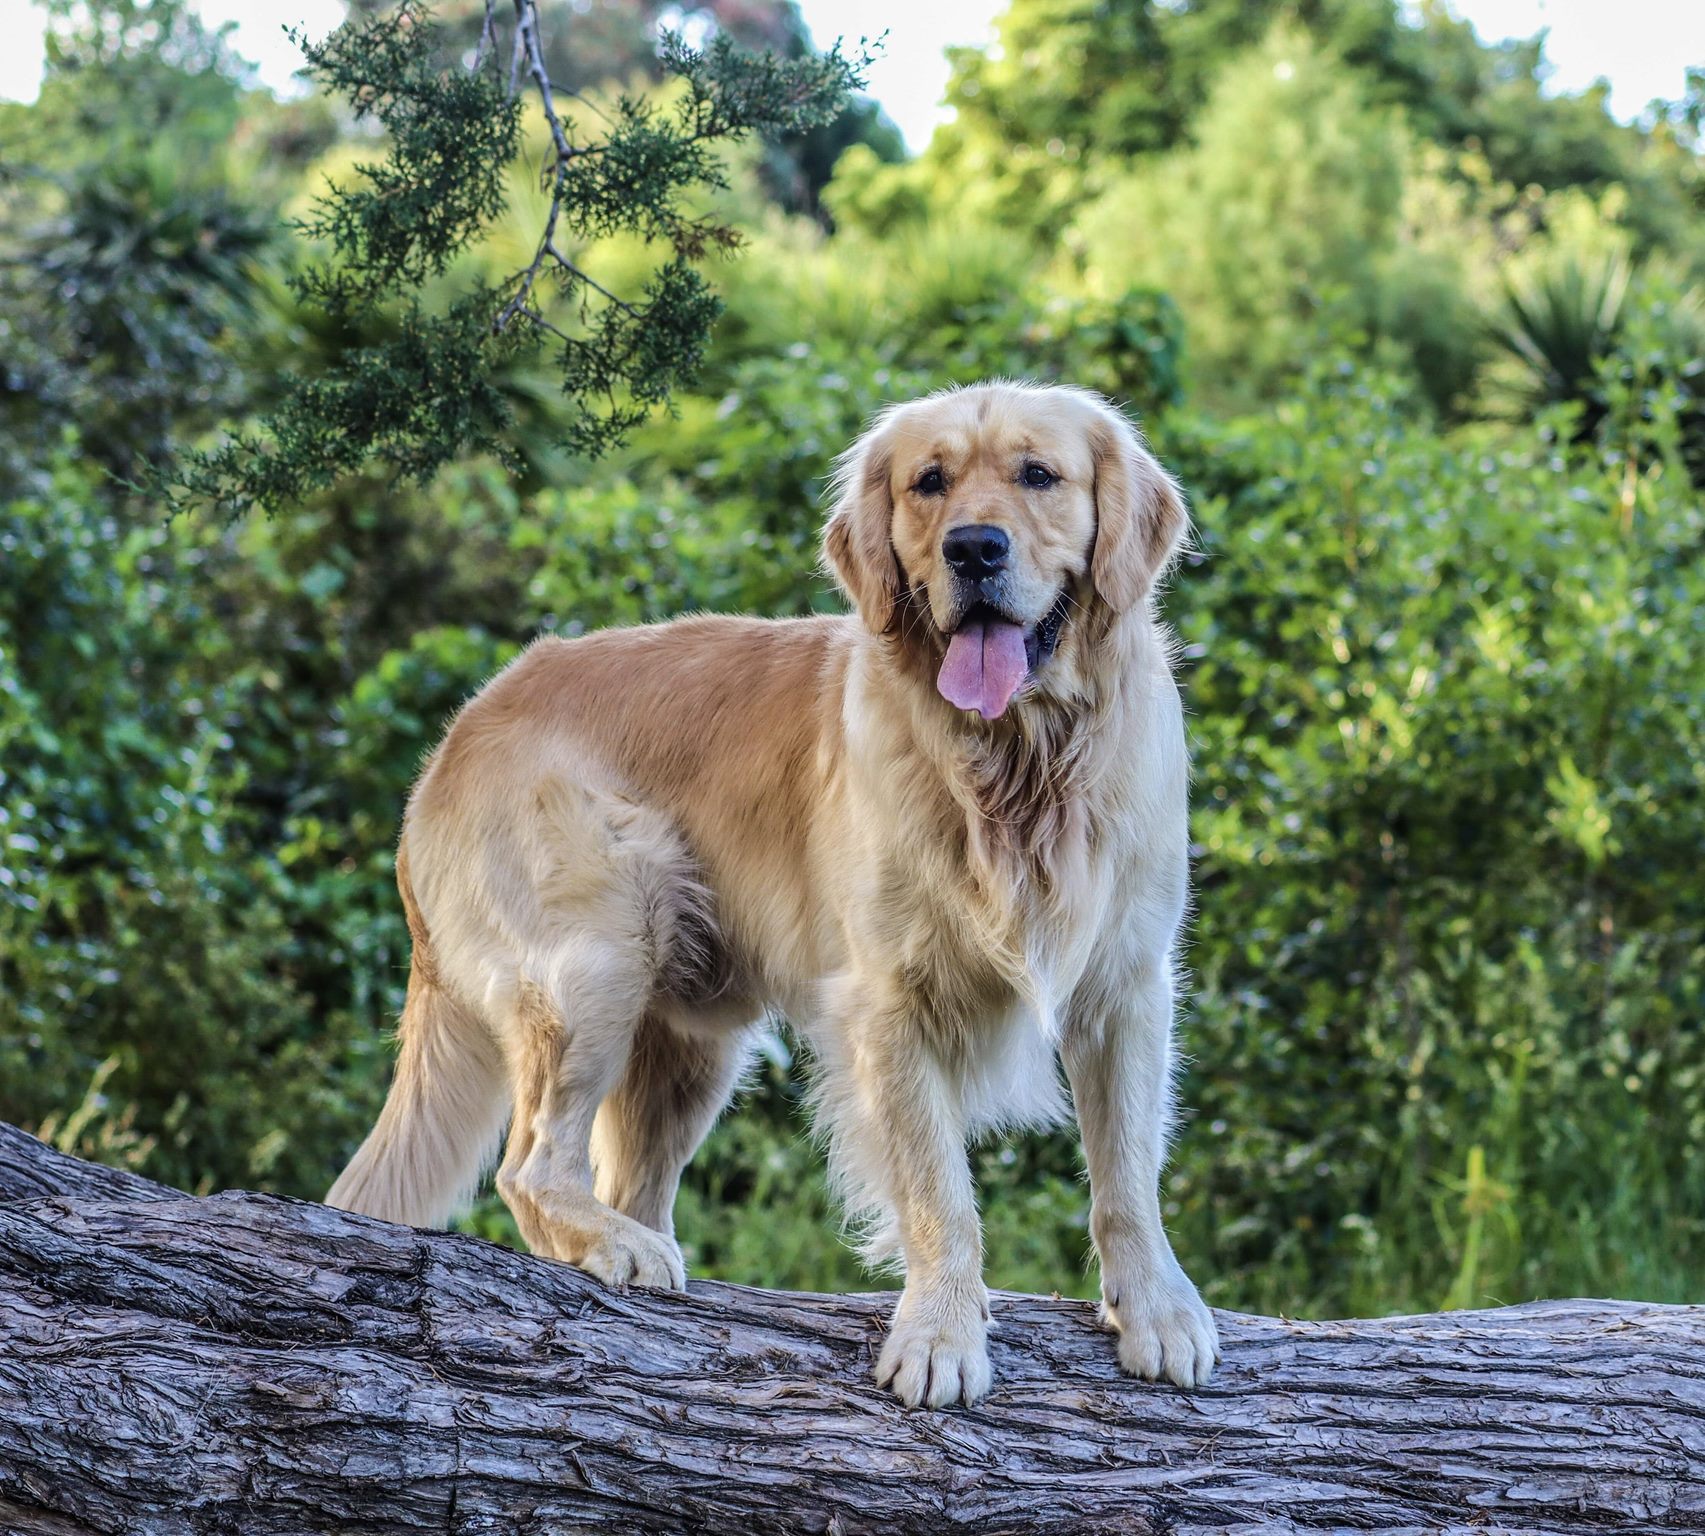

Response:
(824, 382), (1187, 720)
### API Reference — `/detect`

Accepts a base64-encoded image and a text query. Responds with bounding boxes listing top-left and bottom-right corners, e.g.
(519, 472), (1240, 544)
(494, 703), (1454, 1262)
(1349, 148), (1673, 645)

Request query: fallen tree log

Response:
(0, 1123), (1700, 1536)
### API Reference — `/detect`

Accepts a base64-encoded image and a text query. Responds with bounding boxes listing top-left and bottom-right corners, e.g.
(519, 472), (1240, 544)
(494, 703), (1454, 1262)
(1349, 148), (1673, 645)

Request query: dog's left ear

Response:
(1088, 405), (1189, 613)
(823, 413), (903, 634)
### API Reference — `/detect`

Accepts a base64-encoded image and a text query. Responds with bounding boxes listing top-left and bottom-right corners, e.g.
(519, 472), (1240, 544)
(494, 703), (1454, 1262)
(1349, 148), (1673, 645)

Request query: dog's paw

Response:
(876, 1306), (992, 1409)
(1102, 1264), (1218, 1389)
(576, 1216), (687, 1292)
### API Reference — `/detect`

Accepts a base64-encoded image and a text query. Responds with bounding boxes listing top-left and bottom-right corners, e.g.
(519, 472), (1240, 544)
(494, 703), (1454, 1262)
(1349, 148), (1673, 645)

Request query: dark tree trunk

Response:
(0, 1122), (1700, 1535)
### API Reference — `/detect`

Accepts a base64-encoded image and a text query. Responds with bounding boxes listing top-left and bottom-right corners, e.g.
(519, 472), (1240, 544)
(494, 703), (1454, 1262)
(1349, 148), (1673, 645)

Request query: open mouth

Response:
(937, 593), (1071, 720)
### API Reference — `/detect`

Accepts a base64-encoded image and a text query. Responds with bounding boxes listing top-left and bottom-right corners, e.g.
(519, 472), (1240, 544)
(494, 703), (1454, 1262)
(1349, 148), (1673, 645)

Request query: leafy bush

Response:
(0, 453), (377, 1191)
(1492, 248), (1632, 429)
(1160, 360), (1705, 1311)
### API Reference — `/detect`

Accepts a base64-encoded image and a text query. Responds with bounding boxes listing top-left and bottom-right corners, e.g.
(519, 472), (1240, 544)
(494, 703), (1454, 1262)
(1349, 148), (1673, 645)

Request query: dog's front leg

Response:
(1064, 960), (1219, 1388)
(832, 978), (990, 1409)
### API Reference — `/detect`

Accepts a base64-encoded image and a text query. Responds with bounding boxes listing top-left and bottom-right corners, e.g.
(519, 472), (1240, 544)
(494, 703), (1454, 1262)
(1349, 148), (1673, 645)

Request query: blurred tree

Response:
(352, 0), (802, 90)
(377, 0), (905, 218)
(940, 0), (1412, 165)
(829, 0), (1704, 264)
(1076, 25), (1408, 408)
(0, 0), (279, 487)
(162, 1), (866, 516)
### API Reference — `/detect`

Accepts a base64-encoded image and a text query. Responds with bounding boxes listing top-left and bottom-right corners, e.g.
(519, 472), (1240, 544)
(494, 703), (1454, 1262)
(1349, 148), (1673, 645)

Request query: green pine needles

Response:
(167, 1), (867, 515)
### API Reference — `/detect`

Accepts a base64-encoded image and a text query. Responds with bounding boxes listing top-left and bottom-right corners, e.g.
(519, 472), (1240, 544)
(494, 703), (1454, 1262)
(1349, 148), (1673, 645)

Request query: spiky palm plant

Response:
(1490, 249), (1631, 435)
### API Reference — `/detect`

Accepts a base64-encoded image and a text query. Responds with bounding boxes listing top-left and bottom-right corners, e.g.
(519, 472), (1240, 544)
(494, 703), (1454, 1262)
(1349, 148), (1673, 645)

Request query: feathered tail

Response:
(326, 847), (507, 1226)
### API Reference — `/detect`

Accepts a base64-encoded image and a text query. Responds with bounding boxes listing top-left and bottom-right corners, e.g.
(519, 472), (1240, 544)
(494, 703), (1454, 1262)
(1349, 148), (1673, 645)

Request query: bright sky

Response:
(0, 0), (1699, 151)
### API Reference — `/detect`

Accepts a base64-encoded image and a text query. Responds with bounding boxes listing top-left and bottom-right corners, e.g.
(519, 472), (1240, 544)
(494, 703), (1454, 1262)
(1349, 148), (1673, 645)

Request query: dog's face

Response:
(825, 383), (1187, 720)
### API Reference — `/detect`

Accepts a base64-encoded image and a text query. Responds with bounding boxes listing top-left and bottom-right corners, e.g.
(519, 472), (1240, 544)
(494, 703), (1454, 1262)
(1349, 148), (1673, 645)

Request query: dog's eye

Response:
(914, 468), (946, 496)
(1022, 463), (1057, 488)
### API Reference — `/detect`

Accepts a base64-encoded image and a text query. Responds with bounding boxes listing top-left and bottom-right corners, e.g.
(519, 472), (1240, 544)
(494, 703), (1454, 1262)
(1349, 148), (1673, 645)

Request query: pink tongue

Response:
(937, 617), (1029, 719)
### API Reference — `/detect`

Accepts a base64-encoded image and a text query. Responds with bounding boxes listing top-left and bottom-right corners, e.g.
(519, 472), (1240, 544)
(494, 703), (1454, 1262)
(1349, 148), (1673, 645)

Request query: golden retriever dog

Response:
(327, 380), (1218, 1407)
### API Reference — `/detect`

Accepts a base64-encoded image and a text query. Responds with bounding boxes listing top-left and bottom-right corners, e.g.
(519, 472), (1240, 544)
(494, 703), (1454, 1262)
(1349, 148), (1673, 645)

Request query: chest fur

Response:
(879, 778), (1127, 1039)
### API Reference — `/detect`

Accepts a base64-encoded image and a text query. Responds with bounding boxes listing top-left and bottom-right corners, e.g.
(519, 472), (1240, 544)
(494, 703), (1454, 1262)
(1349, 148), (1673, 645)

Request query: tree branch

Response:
(515, 0), (577, 168)
(1, 1122), (1702, 1534)
(473, 0), (497, 74)
(493, 1), (631, 338)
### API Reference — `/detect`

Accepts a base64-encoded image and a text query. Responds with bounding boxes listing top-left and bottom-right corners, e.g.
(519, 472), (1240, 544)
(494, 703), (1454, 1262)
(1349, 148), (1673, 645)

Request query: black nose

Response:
(942, 523), (1010, 580)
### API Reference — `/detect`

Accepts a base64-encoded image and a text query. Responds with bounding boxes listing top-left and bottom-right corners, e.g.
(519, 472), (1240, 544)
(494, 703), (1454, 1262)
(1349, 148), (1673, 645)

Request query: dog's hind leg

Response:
(487, 775), (739, 1289)
(495, 955), (688, 1290)
(591, 1014), (753, 1237)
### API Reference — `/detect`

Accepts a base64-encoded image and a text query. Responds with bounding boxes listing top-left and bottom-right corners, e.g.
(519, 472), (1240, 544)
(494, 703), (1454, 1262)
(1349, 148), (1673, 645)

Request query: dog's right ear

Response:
(823, 413), (903, 634)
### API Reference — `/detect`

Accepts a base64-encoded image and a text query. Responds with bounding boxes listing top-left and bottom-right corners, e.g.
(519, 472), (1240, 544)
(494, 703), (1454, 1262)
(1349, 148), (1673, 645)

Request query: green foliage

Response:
(5, 0), (1703, 1322)
(712, 221), (1184, 417)
(0, 0), (278, 482)
(35, 0), (254, 148)
(293, 6), (521, 305)
(839, 0), (1428, 235)
(948, 0), (1176, 163)
(834, 0), (1705, 419)
(1597, 276), (1705, 487)
(0, 451), (379, 1192)
(3, 151), (275, 477)
(169, 286), (531, 514)
(841, 0), (1702, 246)
(1487, 247), (1705, 477)
(404, 0), (904, 219)
(1159, 360), (1705, 1311)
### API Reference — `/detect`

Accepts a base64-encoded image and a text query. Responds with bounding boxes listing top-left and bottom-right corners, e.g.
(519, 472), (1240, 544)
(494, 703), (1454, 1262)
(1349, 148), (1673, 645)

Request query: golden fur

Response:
(327, 380), (1219, 1407)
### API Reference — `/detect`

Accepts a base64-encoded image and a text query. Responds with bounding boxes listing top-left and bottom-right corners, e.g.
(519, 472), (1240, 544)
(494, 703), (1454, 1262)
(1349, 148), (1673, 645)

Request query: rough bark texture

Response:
(0, 1122), (1700, 1535)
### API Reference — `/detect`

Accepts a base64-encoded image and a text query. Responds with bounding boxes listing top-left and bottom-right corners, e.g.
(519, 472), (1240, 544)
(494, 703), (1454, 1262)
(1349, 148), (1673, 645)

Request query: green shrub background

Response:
(3, 0), (1702, 1317)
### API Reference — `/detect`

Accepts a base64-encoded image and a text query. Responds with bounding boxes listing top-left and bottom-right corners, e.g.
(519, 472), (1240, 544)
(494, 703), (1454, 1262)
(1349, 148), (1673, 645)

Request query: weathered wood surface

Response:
(0, 1123), (1700, 1535)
